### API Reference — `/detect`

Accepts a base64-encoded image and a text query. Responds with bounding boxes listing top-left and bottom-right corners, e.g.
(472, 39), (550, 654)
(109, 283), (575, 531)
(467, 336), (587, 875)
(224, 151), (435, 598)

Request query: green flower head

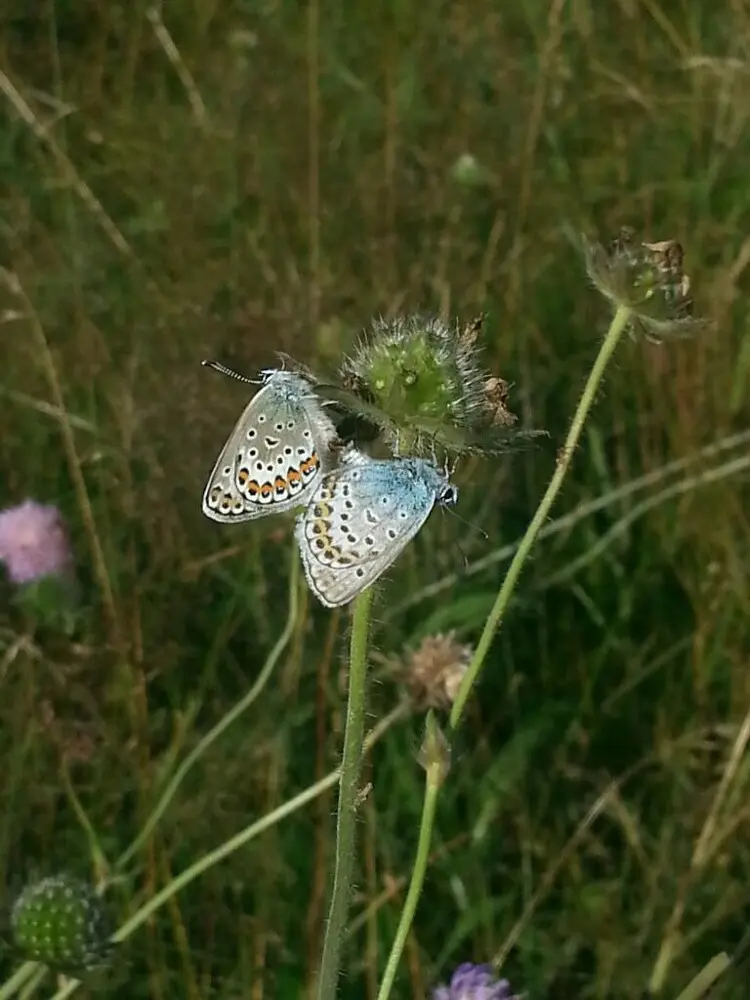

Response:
(326, 314), (543, 458)
(11, 874), (114, 975)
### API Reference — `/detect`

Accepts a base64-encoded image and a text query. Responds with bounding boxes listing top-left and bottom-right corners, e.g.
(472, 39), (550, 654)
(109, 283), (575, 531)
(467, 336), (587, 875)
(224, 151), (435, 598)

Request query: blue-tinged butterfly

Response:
(295, 446), (458, 607)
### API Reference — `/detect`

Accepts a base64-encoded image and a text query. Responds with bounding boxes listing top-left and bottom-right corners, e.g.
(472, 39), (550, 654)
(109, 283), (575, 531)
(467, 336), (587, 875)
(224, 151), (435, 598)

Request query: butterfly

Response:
(295, 447), (458, 607)
(202, 364), (338, 523)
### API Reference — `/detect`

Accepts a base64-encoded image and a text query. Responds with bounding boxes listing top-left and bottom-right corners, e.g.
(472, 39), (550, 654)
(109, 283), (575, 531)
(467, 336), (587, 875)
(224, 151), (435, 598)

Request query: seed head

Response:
(393, 631), (473, 710)
(583, 227), (709, 341)
(11, 874), (114, 975)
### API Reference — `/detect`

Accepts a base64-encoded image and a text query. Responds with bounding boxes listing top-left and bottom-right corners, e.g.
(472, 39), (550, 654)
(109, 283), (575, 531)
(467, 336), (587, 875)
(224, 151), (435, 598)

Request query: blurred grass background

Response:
(1, 0), (750, 997)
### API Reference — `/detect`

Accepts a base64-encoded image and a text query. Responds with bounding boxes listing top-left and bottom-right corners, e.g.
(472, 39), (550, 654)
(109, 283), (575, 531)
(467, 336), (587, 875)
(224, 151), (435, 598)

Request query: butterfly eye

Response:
(441, 485), (459, 506)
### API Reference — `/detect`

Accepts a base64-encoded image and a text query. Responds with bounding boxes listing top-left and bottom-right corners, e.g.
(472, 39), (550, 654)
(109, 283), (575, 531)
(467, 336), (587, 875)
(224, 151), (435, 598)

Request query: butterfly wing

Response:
(202, 373), (336, 523)
(295, 454), (437, 607)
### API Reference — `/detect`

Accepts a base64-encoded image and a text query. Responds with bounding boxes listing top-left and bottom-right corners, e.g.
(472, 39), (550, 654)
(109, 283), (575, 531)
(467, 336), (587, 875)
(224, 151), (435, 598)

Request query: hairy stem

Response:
(372, 304), (633, 997)
(316, 587), (375, 1000)
(376, 716), (443, 1000)
(450, 303), (633, 730)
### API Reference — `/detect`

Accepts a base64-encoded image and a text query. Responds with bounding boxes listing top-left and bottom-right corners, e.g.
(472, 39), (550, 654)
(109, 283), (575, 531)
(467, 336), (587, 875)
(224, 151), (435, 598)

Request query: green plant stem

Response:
(61, 761), (108, 882)
(16, 969), (45, 1000)
(0, 964), (38, 1000)
(316, 587), (375, 1000)
(672, 953), (730, 1000)
(376, 740), (442, 1000)
(35, 704), (406, 1000)
(116, 550), (300, 871)
(449, 303), (633, 730)
(371, 305), (633, 999)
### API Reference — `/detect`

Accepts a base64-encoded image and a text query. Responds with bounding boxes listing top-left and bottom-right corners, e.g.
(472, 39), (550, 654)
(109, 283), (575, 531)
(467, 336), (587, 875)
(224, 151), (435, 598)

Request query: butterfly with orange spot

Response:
(202, 364), (338, 523)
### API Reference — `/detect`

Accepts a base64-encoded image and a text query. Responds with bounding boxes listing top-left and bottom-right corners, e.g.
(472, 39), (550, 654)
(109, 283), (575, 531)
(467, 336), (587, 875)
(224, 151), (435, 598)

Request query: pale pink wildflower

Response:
(0, 501), (73, 585)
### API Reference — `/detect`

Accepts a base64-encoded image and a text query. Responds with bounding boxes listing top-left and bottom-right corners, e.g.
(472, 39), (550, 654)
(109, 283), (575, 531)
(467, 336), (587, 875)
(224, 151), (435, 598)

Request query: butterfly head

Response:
(438, 482), (459, 507)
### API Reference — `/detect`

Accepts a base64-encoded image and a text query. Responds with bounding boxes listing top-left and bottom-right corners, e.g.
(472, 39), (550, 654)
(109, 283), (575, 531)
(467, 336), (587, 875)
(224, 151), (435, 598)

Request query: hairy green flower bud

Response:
(328, 314), (543, 457)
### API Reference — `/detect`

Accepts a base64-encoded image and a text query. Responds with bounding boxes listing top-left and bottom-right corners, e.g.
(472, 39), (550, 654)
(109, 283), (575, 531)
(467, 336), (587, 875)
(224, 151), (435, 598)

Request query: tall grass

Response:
(1, 0), (749, 998)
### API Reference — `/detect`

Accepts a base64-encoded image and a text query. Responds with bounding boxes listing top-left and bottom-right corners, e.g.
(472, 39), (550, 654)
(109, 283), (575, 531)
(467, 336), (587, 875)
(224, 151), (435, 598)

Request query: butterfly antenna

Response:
(444, 506), (489, 541)
(454, 534), (471, 570)
(201, 360), (258, 385)
(447, 514), (488, 571)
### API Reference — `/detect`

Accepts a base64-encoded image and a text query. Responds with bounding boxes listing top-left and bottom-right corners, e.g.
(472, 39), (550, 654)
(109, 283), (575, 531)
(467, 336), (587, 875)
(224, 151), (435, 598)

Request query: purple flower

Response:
(0, 501), (73, 585)
(433, 963), (517, 1000)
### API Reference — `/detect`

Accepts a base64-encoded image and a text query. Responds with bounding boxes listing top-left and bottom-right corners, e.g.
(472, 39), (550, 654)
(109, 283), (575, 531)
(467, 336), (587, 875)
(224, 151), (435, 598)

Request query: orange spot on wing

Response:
(247, 481), (260, 496)
(260, 483), (274, 498)
(274, 475), (287, 494)
(300, 453), (320, 475)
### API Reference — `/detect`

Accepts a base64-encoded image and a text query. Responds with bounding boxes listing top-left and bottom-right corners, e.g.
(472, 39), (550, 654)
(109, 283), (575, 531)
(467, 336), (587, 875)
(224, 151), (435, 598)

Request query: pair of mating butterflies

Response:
(201, 367), (458, 608)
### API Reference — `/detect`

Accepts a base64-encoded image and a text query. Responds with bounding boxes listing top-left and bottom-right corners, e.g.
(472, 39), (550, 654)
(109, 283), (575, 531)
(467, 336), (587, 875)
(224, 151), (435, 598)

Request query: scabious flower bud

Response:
(11, 874), (114, 975)
(450, 152), (491, 188)
(335, 314), (540, 457)
(433, 962), (518, 1000)
(417, 712), (452, 786)
(583, 227), (708, 342)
